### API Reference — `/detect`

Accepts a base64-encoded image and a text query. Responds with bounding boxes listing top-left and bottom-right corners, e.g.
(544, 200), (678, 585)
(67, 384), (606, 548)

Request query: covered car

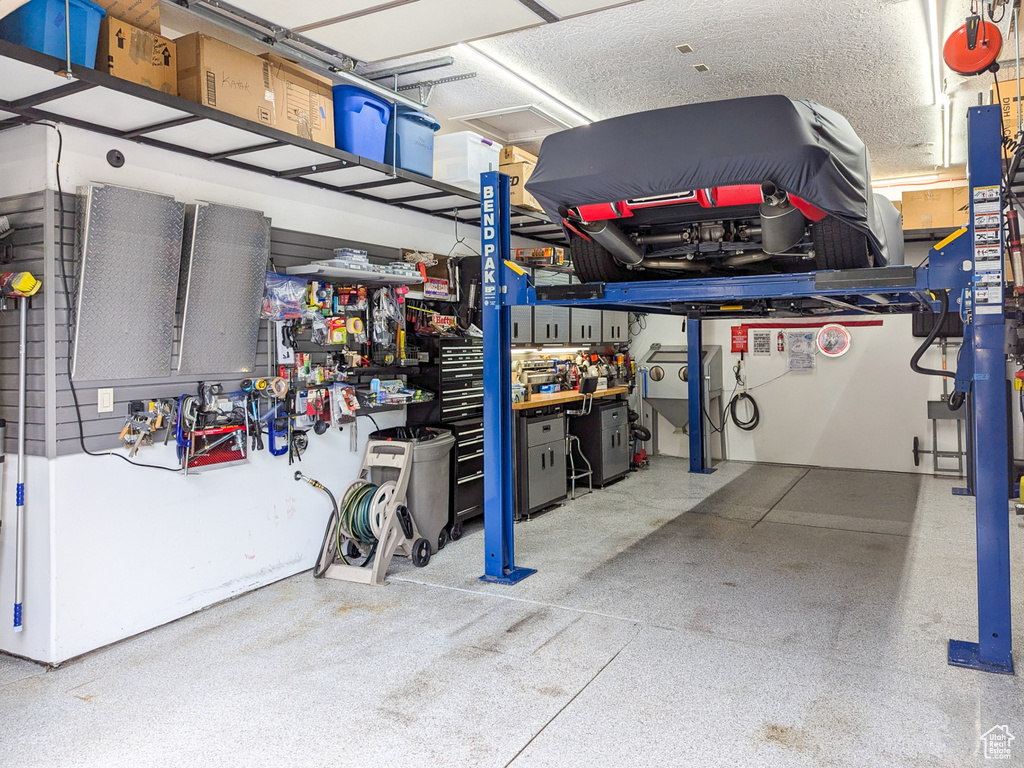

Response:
(525, 95), (904, 283)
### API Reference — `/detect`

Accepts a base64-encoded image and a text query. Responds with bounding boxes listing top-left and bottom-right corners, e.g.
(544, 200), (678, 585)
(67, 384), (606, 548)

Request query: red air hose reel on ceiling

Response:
(944, 3), (1003, 76)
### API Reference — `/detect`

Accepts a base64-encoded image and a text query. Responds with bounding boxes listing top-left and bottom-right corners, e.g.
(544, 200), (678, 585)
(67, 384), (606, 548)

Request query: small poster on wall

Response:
(787, 331), (816, 371)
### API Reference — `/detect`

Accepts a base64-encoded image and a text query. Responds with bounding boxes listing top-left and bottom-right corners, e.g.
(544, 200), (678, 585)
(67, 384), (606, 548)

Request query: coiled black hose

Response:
(728, 392), (760, 431)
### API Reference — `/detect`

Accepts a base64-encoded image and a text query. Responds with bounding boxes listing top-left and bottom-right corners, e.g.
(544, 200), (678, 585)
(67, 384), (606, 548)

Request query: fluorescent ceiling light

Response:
(942, 93), (951, 168)
(873, 173), (942, 186)
(928, 0), (942, 106)
(458, 42), (594, 125)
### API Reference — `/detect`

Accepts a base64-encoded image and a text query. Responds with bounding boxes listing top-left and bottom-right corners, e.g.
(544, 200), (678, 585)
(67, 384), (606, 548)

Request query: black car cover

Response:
(525, 95), (904, 266)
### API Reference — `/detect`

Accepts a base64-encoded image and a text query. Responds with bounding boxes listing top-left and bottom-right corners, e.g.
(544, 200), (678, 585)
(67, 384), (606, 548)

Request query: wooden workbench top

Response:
(512, 386), (629, 410)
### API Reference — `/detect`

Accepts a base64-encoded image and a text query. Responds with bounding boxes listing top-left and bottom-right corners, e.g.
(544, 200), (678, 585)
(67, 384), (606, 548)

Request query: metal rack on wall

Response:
(0, 40), (566, 245)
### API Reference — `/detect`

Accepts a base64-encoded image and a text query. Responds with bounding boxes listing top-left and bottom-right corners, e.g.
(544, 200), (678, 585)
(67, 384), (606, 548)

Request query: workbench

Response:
(512, 386), (628, 410)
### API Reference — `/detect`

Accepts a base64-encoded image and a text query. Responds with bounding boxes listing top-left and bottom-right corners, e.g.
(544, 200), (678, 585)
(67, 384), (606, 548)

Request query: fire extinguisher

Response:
(777, 331), (785, 352)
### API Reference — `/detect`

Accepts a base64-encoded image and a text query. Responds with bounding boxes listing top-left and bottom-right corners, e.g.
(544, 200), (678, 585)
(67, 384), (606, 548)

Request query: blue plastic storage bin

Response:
(0, 0), (105, 68)
(333, 85), (392, 163)
(385, 106), (441, 177)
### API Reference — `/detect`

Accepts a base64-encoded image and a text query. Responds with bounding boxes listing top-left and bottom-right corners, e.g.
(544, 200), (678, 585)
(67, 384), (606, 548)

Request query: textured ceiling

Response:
(359, 0), (1018, 180)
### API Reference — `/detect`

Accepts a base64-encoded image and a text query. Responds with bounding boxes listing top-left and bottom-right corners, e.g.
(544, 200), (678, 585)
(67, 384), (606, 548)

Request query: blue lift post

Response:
(479, 171), (536, 585)
(947, 104), (1014, 675)
(480, 108), (1015, 673)
(686, 317), (714, 473)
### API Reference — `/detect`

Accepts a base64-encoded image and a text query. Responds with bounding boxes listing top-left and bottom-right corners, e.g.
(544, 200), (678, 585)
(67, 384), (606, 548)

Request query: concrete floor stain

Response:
(760, 723), (810, 751)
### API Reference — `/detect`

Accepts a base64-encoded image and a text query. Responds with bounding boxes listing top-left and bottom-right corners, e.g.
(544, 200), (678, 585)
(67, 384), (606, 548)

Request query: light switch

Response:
(97, 388), (114, 414)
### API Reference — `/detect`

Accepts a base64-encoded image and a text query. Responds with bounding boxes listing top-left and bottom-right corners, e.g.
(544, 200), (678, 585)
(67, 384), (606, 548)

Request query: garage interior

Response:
(0, 0), (1023, 766)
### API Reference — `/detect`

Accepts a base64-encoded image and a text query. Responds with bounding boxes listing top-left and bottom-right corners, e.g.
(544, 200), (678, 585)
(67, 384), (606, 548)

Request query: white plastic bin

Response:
(433, 131), (503, 192)
(0, 0), (32, 21)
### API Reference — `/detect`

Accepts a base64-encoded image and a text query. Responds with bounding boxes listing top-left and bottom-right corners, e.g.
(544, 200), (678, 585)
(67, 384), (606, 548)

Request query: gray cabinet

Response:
(511, 305), (533, 345)
(601, 424), (630, 479)
(570, 308), (602, 345)
(526, 443), (566, 511)
(602, 311), (628, 344)
(533, 305), (570, 345)
(569, 400), (629, 487)
(517, 413), (567, 517)
(534, 269), (572, 346)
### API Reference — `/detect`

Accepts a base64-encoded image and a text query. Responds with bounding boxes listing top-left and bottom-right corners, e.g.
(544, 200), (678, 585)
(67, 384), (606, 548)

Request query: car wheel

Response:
(570, 233), (647, 283)
(813, 216), (872, 271)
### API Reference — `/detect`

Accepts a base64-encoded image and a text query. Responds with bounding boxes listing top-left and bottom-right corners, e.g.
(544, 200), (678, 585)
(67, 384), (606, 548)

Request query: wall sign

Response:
(816, 323), (852, 358)
(787, 331), (816, 371)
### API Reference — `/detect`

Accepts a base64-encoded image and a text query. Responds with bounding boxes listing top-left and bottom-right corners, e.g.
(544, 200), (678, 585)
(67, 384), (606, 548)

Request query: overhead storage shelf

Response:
(0, 41), (565, 245)
(285, 263), (423, 285)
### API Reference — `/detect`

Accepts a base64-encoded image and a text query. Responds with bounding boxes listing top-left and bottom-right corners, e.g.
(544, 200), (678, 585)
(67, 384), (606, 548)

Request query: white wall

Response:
(0, 124), (503, 664)
(49, 413), (403, 662)
(0, 456), (54, 661)
(631, 313), (959, 474)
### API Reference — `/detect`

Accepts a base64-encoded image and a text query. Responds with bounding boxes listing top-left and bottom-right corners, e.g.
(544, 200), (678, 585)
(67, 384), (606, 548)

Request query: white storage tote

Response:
(433, 131), (503, 192)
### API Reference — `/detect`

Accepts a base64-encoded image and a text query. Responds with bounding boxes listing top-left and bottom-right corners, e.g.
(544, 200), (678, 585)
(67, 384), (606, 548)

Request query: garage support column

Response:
(686, 315), (712, 473)
(480, 171), (536, 585)
(948, 105), (1014, 674)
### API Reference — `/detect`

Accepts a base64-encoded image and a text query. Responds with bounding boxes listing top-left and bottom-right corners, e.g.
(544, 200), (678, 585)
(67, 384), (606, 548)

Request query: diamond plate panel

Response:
(72, 185), (184, 381)
(178, 203), (270, 375)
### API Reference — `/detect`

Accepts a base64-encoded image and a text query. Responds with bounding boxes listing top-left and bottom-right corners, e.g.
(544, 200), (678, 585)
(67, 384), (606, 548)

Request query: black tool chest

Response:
(569, 399), (630, 487)
(407, 338), (484, 536)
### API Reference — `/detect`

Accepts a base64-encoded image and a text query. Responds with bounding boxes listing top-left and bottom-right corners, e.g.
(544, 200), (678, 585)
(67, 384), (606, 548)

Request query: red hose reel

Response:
(944, 6), (1003, 76)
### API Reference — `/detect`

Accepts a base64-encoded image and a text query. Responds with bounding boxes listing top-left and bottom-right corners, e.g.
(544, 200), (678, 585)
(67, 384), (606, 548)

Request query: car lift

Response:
(481, 104), (1014, 674)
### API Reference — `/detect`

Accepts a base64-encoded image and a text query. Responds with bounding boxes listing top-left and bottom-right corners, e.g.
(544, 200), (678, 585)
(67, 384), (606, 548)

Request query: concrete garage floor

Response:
(1, 458), (1023, 767)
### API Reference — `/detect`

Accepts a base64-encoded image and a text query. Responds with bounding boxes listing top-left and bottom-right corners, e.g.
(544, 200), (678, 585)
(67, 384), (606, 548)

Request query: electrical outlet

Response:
(97, 388), (114, 414)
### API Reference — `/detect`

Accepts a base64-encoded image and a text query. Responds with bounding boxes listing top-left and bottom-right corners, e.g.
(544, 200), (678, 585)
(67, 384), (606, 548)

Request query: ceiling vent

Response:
(694, 63), (710, 73)
(452, 104), (574, 144)
(676, 44), (693, 54)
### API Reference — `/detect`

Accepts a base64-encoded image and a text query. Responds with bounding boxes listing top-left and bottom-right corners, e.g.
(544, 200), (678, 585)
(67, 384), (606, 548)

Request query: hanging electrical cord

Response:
(42, 122), (180, 472)
(718, 356), (789, 433)
(910, 290), (966, 410)
(911, 291), (957, 378)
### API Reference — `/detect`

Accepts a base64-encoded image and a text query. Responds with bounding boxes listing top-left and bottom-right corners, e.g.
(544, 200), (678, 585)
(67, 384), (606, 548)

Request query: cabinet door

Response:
(601, 427), (630, 479)
(534, 305), (571, 344)
(511, 305), (533, 345)
(527, 441), (566, 509)
(602, 310), (628, 343)
(570, 308), (602, 345)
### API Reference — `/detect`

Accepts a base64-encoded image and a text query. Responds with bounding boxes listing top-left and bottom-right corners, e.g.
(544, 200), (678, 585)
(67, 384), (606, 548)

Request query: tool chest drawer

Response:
(437, 339), (484, 417)
(526, 415), (565, 447)
(449, 417), (484, 526)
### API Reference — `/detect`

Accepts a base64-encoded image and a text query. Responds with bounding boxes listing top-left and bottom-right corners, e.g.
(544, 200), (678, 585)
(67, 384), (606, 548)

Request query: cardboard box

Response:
(261, 54), (335, 147)
(93, 0), (160, 33)
(902, 188), (954, 230)
(500, 145), (538, 165)
(176, 33), (276, 128)
(97, 18), (175, 94)
(992, 77), (1023, 157)
(953, 186), (969, 228)
(503, 161), (542, 210)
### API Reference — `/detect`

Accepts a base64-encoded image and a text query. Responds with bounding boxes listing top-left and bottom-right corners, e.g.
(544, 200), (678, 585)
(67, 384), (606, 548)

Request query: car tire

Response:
(813, 216), (872, 270)
(570, 234), (646, 283)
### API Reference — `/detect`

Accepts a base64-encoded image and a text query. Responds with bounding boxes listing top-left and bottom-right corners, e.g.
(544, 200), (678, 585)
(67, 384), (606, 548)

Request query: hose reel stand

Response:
(299, 438), (431, 586)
